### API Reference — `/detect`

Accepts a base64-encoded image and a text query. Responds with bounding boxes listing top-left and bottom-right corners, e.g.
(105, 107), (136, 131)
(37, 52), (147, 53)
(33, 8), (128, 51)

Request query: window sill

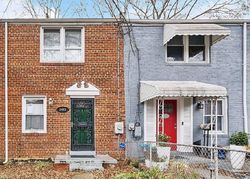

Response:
(203, 131), (228, 136)
(22, 130), (47, 134)
(165, 61), (211, 66)
(40, 61), (85, 64)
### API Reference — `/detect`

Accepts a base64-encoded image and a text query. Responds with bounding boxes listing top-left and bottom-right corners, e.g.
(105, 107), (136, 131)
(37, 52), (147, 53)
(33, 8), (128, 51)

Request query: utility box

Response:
(115, 122), (124, 134)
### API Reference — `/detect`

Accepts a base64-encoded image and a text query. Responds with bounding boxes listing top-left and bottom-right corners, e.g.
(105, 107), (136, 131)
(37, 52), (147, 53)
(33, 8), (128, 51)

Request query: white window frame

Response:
(22, 95), (47, 133)
(40, 27), (85, 63)
(202, 98), (228, 135)
(165, 35), (210, 64)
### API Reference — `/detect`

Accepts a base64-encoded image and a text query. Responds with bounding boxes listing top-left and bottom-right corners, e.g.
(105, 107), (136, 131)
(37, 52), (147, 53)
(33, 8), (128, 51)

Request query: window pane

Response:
(204, 116), (211, 124)
(65, 29), (81, 48)
(167, 36), (183, 45)
(26, 115), (44, 130)
(44, 50), (61, 62)
(217, 101), (223, 115)
(217, 116), (223, 131)
(204, 101), (211, 115)
(26, 99), (44, 115)
(189, 46), (205, 62)
(189, 36), (204, 45)
(167, 46), (184, 61)
(44, 29), (60, 48)
(65, 49), (82, 62)
(189, 36), (205, 62)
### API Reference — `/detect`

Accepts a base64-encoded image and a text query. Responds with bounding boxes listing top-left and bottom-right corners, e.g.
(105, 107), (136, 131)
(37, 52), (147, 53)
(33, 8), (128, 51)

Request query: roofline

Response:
(1, 18), (250, 24)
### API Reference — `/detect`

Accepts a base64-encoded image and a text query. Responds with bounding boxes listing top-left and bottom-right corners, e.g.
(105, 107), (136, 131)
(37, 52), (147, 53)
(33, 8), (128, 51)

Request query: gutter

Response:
(3, 22), (8, 164)
(243, 22), (248, 133)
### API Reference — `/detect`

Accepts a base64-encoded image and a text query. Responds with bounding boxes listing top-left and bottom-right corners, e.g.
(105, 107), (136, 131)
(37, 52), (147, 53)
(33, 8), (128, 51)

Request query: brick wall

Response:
(0, 24), (5, 160)
(0, 23), (125, 160)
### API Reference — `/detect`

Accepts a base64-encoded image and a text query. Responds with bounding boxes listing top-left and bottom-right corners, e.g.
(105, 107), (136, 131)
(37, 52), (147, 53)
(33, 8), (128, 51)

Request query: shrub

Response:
(114, 167), (170, 179)
(168, 162), (199, 179)
(229, 132), (248, 146)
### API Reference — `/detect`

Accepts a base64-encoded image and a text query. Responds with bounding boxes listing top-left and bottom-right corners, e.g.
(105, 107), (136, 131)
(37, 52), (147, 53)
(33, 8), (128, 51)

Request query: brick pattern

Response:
(0, 23), (125, 160)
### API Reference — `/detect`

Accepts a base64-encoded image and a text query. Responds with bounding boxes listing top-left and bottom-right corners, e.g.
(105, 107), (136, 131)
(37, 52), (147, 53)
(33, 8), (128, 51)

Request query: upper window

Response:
(203, 98), (227, 134)
(166, 35), (210, 63)
(41, 27), (84, 63)
(22, 96), (47, 133)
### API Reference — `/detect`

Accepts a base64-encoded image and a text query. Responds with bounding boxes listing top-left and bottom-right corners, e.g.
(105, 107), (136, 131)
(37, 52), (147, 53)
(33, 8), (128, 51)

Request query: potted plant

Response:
(144, 134), (171, 170)
(144, 146), (169, 170)
(229, 132), (248, 170)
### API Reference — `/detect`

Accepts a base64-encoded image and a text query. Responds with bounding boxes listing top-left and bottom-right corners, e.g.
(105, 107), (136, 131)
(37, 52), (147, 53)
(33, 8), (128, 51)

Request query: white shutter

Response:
(144, 99), (156, 142)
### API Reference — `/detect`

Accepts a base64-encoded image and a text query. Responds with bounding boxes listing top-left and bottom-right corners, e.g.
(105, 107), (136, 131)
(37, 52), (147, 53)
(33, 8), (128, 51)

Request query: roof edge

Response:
(1, 18), (250, 24)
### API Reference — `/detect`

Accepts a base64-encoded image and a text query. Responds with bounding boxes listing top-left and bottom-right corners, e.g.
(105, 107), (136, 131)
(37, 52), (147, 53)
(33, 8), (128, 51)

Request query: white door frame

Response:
(144, 97), (193, 145)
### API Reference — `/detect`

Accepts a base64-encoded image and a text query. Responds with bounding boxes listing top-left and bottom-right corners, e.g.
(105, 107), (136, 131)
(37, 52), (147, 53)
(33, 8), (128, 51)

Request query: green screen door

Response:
(71, 99), (94, 151)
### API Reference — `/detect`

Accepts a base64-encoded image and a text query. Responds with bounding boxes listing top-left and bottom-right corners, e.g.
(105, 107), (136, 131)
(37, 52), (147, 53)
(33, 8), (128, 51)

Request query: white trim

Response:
(144, 100), (147, 139)
(165, 35), (210, 64)
(40, 27), (85, 63)
(243, 22), (248, 133)
(66, 81), (100, 97)
(69, 95), (96, 98)
(22, 95), (47, 134)
(177, 98), (182, 144)
(190, 98), (194, 145)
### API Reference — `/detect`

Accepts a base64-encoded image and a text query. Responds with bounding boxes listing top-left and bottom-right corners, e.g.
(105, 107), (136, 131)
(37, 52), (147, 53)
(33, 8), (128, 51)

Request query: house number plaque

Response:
(57, 107), (69, 113)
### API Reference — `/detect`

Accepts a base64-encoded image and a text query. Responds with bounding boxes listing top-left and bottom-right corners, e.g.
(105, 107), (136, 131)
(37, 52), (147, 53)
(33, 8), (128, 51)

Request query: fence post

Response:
(215, 148), (219, 179)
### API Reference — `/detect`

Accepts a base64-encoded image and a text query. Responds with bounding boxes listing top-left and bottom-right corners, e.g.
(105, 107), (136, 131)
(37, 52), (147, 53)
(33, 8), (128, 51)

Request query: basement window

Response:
(40, 27), (84, 63)
(22, 96), (47, 133)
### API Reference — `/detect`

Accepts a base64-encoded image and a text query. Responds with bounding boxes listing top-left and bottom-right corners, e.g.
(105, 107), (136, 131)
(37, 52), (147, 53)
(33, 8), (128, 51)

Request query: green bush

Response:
(229, 132), (249, 146)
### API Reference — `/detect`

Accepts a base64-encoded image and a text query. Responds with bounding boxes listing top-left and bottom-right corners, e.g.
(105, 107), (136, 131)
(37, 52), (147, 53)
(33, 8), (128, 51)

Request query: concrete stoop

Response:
(54, 154), (117, 171)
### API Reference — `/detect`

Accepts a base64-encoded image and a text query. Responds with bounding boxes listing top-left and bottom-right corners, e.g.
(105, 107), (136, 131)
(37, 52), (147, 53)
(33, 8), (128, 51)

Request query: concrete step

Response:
(69, 158), (104, 171)
(54, 154), (117, 171)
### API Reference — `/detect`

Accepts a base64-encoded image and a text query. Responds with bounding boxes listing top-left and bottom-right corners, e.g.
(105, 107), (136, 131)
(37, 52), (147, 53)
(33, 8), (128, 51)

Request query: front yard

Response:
(0, 160), (199, 179)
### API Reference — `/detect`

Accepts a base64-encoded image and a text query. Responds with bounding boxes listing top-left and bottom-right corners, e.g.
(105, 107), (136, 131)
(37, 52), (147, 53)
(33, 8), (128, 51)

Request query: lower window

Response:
(22, 96), (47, 133)
(203, 98), (227, 134)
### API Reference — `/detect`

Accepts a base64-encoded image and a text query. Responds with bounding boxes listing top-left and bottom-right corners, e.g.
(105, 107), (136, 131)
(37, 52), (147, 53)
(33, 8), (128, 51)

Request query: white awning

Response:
(163, 24), (230, 45)
(140, 81), (227, 102)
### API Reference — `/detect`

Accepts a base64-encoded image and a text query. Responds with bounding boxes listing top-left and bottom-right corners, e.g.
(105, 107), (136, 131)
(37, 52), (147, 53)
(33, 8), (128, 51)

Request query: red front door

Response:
(158, 100), (177, 143)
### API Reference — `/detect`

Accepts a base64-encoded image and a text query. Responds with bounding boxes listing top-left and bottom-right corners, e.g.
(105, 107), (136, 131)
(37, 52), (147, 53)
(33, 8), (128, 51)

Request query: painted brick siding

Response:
(124, 25), (248, 152)
(0, 23), (125, 160)
(0, 24), (5, 159)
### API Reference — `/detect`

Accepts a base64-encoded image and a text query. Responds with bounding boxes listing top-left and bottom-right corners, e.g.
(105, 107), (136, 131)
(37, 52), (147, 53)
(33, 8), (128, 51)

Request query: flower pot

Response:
(145, 146), (171, 171)
(230, 144), (246, 170)
(145, 160), (168, 170)
(156, 146), (171, 166)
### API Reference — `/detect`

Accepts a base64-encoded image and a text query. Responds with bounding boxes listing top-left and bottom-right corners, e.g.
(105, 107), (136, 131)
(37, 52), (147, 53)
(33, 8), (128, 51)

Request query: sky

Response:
(0, 0), (250, 19)
(0, 0), (97, 18)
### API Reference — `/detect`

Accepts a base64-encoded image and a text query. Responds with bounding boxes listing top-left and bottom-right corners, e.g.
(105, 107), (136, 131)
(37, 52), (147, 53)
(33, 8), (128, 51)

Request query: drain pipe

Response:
(243, 22), (248, 134)
(3, 22), (8, 164)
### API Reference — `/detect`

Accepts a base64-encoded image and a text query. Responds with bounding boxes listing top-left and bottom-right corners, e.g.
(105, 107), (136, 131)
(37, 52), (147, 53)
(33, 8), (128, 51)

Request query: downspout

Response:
(243, 22), (248, 134)
(3, 22), (8, 164)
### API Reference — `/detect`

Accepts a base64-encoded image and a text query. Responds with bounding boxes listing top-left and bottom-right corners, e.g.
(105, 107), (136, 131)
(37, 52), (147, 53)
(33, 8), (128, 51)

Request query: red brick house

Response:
(0, 19), (125, 166)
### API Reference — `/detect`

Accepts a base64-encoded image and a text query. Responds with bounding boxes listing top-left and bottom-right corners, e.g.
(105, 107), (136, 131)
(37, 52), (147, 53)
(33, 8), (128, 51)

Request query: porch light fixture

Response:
(197, 102), (204, 110)
(48, 98), (53, 106)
